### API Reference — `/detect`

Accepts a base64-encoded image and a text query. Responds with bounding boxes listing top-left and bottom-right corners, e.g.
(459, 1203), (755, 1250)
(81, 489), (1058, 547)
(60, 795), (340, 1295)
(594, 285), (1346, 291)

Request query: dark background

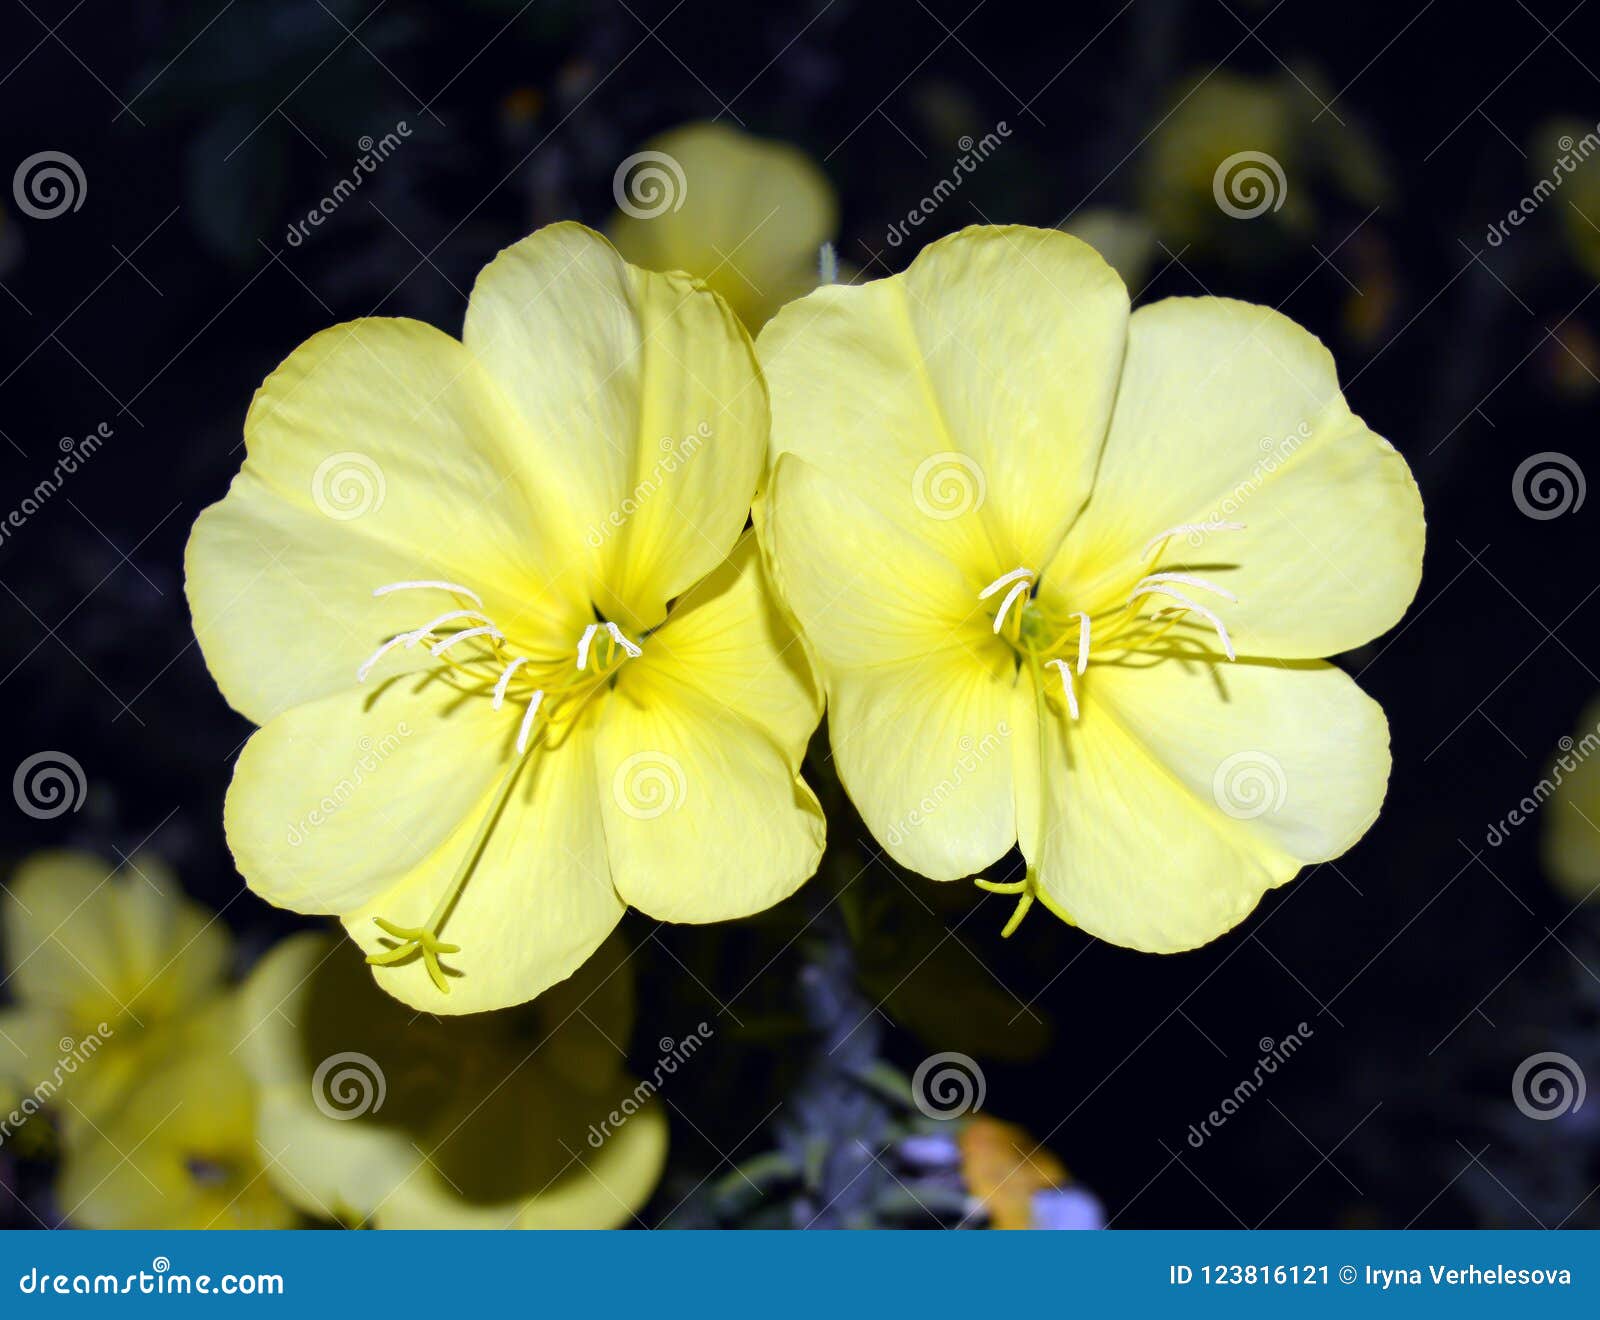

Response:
(2, 0), (1597, 1228)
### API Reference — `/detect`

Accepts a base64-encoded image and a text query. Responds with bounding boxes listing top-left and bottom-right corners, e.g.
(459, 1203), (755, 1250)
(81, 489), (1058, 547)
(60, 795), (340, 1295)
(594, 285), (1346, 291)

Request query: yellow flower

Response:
(186, 223), (824, 1014)
(238, 930), (665, 1228)
(759, 225), (1424, 950)
(609, 122), (837, 330)
(0, 850), (229, 1132)
(1542, 695), (1600, 904)
(57, 1001), (297, 1229)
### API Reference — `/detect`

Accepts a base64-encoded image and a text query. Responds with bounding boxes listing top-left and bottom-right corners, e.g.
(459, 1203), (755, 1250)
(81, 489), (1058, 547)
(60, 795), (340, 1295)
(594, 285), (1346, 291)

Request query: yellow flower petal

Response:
(462, 222), (766, 631)
(759, 225), (1129, 575)
(185, 317), (588, 724)
(341, 703), (623, 1014)
(1045, 297), (1424, 658)
(240, 931), (664, 1228)
(1025, 656), (1390, 951)
(223, 676), (509, 917)
(608, 121), (838, 330)
(596, 672), (824, 924)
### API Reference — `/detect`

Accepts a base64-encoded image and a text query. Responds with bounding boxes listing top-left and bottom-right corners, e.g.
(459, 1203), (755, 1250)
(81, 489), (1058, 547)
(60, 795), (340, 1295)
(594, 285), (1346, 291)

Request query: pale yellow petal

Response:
(1044, 297), (1424, 659)
(759, 224), (1129, 575)
(185, 317), (587, 724)
(462, 222), (766, 631)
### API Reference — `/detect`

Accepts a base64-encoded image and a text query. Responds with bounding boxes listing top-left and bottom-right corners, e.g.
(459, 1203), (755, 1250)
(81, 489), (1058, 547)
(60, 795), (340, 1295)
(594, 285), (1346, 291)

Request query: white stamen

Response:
(1141, 521), (1246, 561)
(406, 610), (491, 645)
(515, 689), (546, 756)
(603, 621), (643, 657)
(430, 625), (502, 657)
(1044, 658), (1080, 720)
(575, 623), (600, 670)
(357, 633), (419, 682)
(373, 580), (484, 607)
(1128, 586), (1236, 660)
(978, 566), (1035, 599)
(492, 657), (529, 710)
(1067, 611), (1091, 675)
(1135, 571), (1238, 603)
(990, 580), (1032, 635)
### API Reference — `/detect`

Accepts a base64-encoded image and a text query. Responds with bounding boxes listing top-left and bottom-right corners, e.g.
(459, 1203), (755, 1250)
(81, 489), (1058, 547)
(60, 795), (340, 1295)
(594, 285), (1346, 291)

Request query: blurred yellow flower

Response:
(1136, 69), (1387, 255)
(609, 122), (837, 330)
(57, 1001), (297, 1229)
(1542, 695), (1600, 904)
(238, 930), (665, 1228)
(759, 224), (1424, 950)
(1532, 118), (1600, 280)
(186, 223), (824, 1015)
(0, 850), (229, 1134)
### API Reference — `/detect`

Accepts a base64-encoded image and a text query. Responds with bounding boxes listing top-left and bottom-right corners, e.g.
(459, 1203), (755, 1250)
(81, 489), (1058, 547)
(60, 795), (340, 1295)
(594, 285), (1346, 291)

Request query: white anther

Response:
(978, 567), (1035, 599)
(1135, 571), (1238, 603)
(406, 610), (491, 644)
(1141, 522), (1246, 561)
(604, 621), (643, 657)
(492, 657), (529, 711)
(373, 580), (484, 607)
(430, 625), (503, 657)
(1044, 658), (1080, 720)
(1128, 586), (1236, 661)
(1067, 611), (1091, 675)
(515, 690), (546, 757)
(575, 623), (600, 670)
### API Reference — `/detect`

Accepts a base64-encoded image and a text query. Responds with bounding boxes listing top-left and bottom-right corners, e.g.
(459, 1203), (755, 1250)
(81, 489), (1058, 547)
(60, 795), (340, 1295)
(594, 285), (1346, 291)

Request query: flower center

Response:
(972, 520), (1245, 937)
(354, 579), (644, 993)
